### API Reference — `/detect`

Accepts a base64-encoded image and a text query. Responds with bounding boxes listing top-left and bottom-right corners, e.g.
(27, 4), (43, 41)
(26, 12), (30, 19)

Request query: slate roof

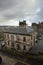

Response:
(3, 26), (35, 35)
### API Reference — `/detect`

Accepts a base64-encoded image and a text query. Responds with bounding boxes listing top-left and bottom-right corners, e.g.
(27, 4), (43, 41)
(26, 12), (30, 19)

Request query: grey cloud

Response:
(37, 7), (43, 18)
(0, 0), (43, 25)
(0, 0), (18, 10)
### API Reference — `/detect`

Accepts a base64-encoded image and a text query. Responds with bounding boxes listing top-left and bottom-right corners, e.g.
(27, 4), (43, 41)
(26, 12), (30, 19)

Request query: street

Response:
(29, 34), (43, 54)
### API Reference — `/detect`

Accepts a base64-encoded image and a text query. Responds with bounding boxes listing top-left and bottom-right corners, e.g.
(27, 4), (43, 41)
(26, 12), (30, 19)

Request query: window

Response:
(23, 37), (26, 42)
(11, 43), (14, 47)
(23, 45), (26, 50)
(7, 34), (9, 39)
(8, 41), (9, 45)
(11, 35), (14, 40)
(16, 36), (20, 41)
(17, 44), (20, 50)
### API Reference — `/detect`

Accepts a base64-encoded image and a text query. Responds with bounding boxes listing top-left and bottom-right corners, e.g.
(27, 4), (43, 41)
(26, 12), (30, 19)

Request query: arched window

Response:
(11, 43), (14, 47)
(17, 44), (20, 50)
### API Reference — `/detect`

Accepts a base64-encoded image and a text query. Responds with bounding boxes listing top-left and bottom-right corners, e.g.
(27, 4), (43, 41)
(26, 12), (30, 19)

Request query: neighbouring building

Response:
(3, 20), (38, 52)
(32, 22), (43, 34)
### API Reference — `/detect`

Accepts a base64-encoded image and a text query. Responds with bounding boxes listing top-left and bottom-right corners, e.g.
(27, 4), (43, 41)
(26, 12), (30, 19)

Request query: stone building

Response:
(32, 23), (38, 30)
(38, 22), (43, 33)
(3, 20), (38, 52)
(32, 22), (43, 34)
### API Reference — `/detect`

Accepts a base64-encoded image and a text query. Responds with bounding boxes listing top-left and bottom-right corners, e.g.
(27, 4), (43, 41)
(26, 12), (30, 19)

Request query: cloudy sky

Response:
(0, 0), (43, 26)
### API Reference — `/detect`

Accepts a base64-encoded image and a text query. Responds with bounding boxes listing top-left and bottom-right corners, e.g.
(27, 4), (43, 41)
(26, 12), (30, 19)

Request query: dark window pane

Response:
(17, 44), (20, 50)
(11, 43), (14, 47)
(23, 37), (26, 42)
(23, 45), (26, 50)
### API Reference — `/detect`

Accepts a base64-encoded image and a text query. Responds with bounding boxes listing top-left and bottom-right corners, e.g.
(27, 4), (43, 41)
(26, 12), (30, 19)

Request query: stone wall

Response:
(4, 32), (37, 52)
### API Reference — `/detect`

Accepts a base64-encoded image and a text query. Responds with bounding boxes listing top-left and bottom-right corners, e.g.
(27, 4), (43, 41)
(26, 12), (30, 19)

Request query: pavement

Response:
(0, 52), (30, 65)
(0, 52), (17, 65)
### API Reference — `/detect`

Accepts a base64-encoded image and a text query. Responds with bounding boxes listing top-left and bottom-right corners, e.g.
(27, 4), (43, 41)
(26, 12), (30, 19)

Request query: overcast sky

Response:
(0, 0), (43, 26)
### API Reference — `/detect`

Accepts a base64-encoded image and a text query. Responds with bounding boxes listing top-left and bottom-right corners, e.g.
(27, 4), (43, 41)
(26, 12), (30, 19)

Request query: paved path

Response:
(0, 52), (17, 65)
(0, 52), (30, 65)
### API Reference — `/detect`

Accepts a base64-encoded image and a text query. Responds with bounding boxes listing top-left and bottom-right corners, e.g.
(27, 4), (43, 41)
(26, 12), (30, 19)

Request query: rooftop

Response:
(3, 26), (35, 35)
